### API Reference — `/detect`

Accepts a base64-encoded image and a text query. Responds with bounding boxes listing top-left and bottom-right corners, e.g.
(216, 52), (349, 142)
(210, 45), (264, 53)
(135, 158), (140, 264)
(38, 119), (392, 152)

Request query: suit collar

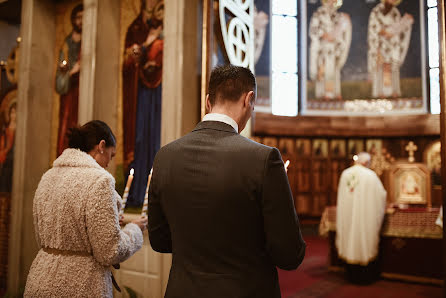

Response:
(192, 121), (238, 134)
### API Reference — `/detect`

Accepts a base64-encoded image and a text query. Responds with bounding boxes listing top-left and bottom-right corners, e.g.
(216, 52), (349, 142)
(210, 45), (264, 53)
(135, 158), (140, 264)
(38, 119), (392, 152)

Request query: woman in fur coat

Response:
(25, 120), (147, 297)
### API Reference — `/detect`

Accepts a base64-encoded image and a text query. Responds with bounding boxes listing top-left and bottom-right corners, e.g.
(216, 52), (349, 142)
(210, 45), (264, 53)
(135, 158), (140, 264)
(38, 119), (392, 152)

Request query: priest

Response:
(336, 152), (387, 284)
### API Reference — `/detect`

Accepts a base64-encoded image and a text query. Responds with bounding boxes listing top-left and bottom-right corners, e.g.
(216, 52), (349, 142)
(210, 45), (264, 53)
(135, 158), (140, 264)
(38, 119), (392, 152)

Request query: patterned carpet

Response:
(278, 235), (443, 298)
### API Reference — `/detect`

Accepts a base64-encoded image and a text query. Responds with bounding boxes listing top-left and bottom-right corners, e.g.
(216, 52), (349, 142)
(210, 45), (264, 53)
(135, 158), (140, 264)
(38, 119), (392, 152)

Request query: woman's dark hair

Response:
(67, 120), (116, 153)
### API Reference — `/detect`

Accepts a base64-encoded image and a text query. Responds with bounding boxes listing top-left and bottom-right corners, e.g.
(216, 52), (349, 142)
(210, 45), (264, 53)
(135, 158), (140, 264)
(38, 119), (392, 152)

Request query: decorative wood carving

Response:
(253, 113), (440, 137)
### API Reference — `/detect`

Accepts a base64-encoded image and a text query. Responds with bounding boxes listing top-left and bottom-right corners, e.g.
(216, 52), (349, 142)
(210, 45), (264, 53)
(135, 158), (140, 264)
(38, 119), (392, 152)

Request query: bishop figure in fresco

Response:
(309, 0), (352, 100)
(368, 0), (413, 98)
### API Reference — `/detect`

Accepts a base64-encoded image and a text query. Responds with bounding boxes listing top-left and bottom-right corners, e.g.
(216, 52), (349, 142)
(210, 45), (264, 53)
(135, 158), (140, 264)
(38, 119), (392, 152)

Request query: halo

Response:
(153, 0), (164, 22)
(381, 0), (402, 6)
(322, 0), (343, 9)
(0, 89), (17, 125)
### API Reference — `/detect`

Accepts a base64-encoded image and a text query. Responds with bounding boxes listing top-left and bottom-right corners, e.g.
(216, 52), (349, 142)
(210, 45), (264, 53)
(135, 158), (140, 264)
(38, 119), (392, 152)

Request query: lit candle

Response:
(120, 168), (134, 216)
(141, 168), (153, 217)
(284, 160), (290, 173)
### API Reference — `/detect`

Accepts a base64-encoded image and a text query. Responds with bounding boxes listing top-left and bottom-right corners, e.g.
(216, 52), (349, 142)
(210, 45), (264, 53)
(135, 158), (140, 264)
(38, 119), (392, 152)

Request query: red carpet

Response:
(278, 236), (443, 298)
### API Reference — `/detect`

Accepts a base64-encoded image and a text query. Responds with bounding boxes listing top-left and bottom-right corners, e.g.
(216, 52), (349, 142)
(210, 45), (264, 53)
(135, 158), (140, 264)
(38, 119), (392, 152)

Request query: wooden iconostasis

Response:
(252, 114), (442, 219)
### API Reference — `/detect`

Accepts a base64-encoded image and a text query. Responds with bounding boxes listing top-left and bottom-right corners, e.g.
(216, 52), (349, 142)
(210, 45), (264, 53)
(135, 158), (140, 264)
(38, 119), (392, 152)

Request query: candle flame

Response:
(130, 168), (134, 175)
(285, 160), (290, 168)
(353, 155), (358, 161)
(62, 60), (67, 65)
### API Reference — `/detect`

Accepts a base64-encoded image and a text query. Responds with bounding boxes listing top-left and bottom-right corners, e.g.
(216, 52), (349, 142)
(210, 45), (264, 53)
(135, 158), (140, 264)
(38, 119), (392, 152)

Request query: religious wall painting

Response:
(424, 140), (441, 186)
(366, 138), (382, 155)
(278, 138), (294, 157)
(347, 139), (364, 156)
(120, 0), (164, 206)
(312, 139), (328, 157)
(296, 139), (311, 156)
(330, 139), (346, 157)
(253, 0), (271, 112)
(0, 27), (19, 296)
(0, 89), (16, 194)
(53, 1), (83, 157)
(387, 162), (431, 207)
(304, 0), (426, 115)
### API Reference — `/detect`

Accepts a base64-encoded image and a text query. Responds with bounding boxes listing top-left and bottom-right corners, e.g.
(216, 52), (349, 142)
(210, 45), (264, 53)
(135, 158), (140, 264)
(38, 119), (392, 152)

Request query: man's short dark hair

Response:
(208, 65), (256, 106)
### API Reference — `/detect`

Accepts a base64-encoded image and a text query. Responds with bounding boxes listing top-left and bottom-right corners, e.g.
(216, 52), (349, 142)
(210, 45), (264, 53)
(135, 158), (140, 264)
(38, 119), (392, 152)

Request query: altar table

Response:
(319, 206), (443, 285)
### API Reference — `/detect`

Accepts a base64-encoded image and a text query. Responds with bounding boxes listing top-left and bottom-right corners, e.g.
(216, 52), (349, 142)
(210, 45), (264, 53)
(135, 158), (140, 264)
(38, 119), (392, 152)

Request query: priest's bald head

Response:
(355, 152), (371, 167)
(205, 65), (257, 133)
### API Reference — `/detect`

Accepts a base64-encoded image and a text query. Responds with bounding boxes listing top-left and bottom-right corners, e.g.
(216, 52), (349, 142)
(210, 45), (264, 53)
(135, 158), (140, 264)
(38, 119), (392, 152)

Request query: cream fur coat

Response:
(25, 149), (143, 297)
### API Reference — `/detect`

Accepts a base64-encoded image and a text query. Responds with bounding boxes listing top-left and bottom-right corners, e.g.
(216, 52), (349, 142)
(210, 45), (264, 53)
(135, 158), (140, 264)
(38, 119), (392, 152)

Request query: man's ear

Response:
(205, 94), (212, 113)
(244, 91), (254, 107)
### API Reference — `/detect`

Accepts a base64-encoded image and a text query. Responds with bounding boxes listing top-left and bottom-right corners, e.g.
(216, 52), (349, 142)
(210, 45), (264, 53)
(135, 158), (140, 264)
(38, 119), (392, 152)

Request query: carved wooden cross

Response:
(405, 141), (418, 163)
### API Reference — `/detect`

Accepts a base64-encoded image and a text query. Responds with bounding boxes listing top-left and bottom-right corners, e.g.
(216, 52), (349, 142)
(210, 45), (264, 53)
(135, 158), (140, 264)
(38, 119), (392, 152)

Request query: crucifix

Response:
(405, 141), (418, 163)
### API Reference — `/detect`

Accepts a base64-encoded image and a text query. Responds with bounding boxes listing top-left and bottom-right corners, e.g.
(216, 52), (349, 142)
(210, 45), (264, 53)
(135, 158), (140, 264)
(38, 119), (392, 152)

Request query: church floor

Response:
(278, 233), (443, 298)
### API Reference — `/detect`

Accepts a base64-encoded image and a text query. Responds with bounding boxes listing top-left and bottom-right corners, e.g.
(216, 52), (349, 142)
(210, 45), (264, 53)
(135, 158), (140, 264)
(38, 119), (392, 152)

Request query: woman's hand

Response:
(132, 216), (148, 232)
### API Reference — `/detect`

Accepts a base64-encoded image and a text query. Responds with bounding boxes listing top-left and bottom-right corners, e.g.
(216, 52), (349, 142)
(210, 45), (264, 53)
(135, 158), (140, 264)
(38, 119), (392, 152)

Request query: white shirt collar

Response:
(202, 113), (239, 133)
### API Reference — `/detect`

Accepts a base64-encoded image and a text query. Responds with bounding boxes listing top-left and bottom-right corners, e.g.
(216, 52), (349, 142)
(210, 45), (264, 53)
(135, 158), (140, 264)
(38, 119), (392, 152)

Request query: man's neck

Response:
(209, 106), (242, 129)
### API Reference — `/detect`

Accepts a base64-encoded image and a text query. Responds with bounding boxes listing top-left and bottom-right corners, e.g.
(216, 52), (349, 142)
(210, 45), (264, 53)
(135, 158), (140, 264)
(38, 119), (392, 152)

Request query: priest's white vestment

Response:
(336, 164), (387, 265)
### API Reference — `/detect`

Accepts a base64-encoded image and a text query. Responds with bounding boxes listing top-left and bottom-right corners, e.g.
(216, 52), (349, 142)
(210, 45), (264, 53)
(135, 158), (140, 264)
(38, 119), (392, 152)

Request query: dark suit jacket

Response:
(148, 121), (306, 298)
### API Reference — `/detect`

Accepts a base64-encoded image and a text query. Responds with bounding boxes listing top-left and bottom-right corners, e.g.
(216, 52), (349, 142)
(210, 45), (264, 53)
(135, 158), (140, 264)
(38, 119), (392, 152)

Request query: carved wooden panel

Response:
(257, 134), (440, 217)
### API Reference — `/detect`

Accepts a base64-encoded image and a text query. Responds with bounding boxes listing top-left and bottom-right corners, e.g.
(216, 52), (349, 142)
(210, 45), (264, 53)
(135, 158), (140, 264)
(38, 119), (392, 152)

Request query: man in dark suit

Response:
(148, 65), (306, 298)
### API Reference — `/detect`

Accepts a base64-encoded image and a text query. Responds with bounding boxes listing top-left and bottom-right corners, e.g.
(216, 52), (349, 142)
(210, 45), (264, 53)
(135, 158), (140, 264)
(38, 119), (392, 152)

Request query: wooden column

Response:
(438, 0), (446, 289)
(201, 0), (212, 119)
(78, 0), (120, 173)
(8, 0), (56, 293)
(160, 0), (200, 294)
(162, 0), (200, 144)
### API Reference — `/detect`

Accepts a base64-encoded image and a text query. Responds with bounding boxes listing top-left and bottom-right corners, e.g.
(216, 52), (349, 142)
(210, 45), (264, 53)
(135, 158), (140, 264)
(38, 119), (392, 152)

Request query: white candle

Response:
(120, 168), (134, 216)
(141, 168), (153, 217)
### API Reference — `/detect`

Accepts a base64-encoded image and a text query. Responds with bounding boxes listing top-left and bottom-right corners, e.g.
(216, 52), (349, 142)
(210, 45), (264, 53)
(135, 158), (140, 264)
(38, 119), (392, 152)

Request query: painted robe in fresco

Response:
(309, 4), (351, 100)
(368, 3), (413, 98)
(55, 35), (80, 156)
(122, 13), (163, 206)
